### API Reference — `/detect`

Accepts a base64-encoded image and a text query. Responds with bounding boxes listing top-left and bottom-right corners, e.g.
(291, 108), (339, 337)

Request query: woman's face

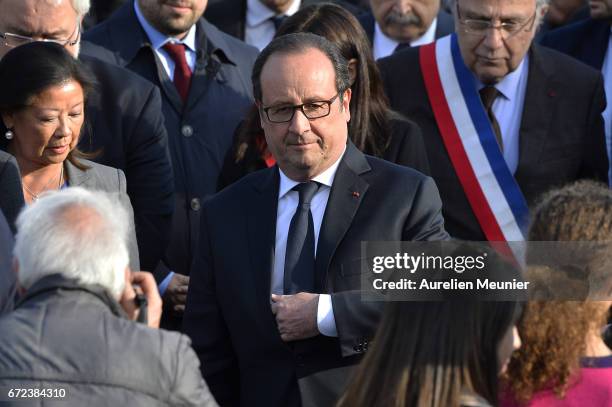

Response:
(3, 80), (84, 167)
(497, 325), (521, 374)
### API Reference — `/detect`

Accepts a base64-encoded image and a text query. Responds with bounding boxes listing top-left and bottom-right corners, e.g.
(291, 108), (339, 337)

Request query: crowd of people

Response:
(0, 0), (611, 406)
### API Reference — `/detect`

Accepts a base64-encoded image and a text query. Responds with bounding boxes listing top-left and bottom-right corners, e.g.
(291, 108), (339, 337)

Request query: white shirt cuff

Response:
(316, 294), (338, 337)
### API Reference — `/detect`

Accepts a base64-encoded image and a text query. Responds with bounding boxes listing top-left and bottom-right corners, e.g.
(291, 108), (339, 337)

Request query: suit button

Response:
(181, 124), (194, 137)
(190, 198), (201, 211)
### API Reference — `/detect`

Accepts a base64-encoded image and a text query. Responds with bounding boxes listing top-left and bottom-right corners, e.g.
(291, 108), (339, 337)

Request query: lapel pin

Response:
(352, 191), (360, 198)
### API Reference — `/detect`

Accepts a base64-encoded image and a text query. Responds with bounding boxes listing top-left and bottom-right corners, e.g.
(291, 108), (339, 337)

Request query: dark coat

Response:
(539, 18), (610, 71)
(183, 142), (448, 406)
(204, 0), (362, 40)
(84, 3), (258, 279)
(0, 151), (23, 233)
(358, 10), (455, 45)
(0, 209), (14, 315)
(218, 115), (431, 190)
(0, 275), (216, 406)
(378, 44), (609, 240)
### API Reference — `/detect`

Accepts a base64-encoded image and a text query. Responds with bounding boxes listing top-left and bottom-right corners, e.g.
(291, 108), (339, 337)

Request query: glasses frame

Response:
(0, 21), (81, 49)
(455, 2), (537, 39)
(261, 92), (342, 124)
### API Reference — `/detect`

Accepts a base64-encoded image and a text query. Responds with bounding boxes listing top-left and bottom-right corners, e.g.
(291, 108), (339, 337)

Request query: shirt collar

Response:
(475, 54), (529, 101)
(278, 145), (346, 200)
(247, 0), (301, 27)
(374, 17), (438, 50)
(134, 0), (197, 52)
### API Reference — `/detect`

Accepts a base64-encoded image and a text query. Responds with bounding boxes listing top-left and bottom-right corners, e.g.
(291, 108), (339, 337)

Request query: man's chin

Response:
(474, 64), (509, 85)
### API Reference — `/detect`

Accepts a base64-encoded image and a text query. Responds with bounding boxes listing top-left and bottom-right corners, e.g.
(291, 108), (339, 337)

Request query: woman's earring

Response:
(4, 129), (13, 140)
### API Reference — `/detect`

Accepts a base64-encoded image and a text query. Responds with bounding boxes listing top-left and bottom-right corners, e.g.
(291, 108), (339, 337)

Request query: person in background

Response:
(0, 42), (140, 270)
(219, 3), (429, 189)
(502, 181), (612, 407)
(0, 188), (216, 406)
(0, 0), (175, 274)
(339, 245), (523, 407)
(359, 0), (454, 60)
(0, 150), (22, 232)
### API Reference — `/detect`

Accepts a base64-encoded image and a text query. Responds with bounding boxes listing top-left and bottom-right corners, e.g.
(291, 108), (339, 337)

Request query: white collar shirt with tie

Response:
(272, 146), (346, 337)
(373, 18), (438, 60)
(134, 0), (197, 79)
(245, 0), (301, 51)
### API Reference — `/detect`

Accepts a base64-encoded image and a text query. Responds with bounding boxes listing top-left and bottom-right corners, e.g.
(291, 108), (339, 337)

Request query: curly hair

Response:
(505, 180), (612, 403)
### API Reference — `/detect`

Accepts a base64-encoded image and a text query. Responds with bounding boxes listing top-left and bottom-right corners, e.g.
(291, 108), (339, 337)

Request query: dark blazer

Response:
(0, 159), (141, 272)
(84, 4), (258, 280)
(0, 50), (175, 272)
(540, 18), (610, 71)
(204, 0), (362, 40)
(358, 10), (454, 45)
(378, 44), (609, 240)
(0, 151), (23, 233)
(183, 142), (448, 406)
(218, 115), (431, 190)
(0, 209), (15, 316)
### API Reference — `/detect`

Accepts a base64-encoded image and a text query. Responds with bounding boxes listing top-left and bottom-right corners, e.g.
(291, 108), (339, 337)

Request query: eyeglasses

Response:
(455, 2), (537, 39)
(261, 93), (342, 123)
(0, 22), (81, 49)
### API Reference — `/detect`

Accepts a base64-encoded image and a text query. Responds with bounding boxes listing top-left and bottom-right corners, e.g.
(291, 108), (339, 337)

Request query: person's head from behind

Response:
(276, 4), (391, 156)
(137, 0), (208, 39)
(0, 0), (89, 59)
(589, 0), (612, 19)
(452, 0), (549, 85)
(0, 42), (95, 171)
(13, 187), (130, 299)
(507, 181), (612, 403)
(370, 0), (441, 43)
(251, 33), (352, 182)
(340, 246), (522, 407)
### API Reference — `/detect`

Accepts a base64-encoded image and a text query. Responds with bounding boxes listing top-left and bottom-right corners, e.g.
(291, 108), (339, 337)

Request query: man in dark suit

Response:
(205, 0), (362, 50)
(0, 0), (175, 273)
(359, 0), (454, 59)
(540, 0), (612, 183)
(0, 151), (23, 233)
(378, 0), (608, 241)
(84, 0), (258, 321)
(183, 33), (448, 407)
(0, 209), (14, 316)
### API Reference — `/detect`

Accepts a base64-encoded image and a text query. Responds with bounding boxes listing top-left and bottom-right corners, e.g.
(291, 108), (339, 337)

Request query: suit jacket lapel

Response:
(64, 160), (91, 187)
(247, 168), (280, 312)
(315, 143), (370, 291)
(515, 45), (559, 186)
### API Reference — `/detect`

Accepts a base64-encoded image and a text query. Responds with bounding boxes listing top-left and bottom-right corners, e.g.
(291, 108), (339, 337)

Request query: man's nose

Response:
(392, 0), (414, 14)
(482, 26), (505, 50)
(287, 108), (311, 135)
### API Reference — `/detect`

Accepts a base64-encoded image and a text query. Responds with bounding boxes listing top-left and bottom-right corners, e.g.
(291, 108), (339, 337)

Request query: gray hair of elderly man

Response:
(13, 187), (130, 299)
(72, 0), (92, 17)
(447, 0), (550, 10)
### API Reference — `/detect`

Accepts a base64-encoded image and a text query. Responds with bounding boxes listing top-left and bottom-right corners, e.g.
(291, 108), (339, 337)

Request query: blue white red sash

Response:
(419, 34), (529, 243)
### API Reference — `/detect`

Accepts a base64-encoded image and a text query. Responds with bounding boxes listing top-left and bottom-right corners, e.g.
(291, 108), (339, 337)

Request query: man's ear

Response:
(341, 88), (352, 123)
(347, 58), (358, 87)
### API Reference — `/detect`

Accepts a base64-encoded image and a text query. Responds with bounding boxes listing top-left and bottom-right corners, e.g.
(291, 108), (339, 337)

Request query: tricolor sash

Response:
(419, 34), (529, 243)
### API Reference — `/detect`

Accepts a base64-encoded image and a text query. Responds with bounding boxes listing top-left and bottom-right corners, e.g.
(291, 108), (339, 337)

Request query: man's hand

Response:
(271, 292), (319, 342)
(120, 271), (163, 328)
(163, 273), (190, 314)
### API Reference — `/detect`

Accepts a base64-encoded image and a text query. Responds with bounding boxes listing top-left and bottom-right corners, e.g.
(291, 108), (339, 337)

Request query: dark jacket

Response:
(84, 4), (258, 280)
(0, 151), (23, 233)
(0, 275), (217, 406)
(0, 210), (14, 315)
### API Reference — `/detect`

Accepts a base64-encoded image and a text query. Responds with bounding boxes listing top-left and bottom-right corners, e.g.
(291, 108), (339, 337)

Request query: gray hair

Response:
(71, 0), (91, 17)
(448, 0), (550, 11)
(14, 187), (129, 298)
(252, 32), (351, 103)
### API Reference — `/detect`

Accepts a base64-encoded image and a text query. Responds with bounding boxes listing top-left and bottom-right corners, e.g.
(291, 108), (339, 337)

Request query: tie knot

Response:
(393, 42), (411, 54)
(293, 182), (319, 206)
(271, 15), (287, 30)
(479, 86), (499, 110)
(163, 42), (187, 62)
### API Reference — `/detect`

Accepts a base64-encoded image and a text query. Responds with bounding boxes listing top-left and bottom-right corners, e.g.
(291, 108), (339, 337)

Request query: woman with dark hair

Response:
(339, 246), (522, 407)
(0, 41), (140, 269)
(502, 181), (612, 407)
(218, 2), (429, 188)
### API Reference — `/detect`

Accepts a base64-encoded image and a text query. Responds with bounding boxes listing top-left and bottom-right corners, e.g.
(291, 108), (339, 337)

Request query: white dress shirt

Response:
(373, 18), (438, 60)
(601, 28), (612, 184)
(134, 0), (197, 79)
(475, 55), (530, 174)
(272, 147), (346, 337)
(245, 0), (301, 51)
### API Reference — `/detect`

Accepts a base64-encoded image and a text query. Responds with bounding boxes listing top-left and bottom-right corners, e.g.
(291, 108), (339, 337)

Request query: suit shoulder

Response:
(79, 160), (125, 185)
(202, 19), (258, 64)
(534, 44), (602, 82)
(365, 154), (429, 184)
(205, 168), (271, 209)
(539, 19), (592, 49)
(80, 54), (156, 93)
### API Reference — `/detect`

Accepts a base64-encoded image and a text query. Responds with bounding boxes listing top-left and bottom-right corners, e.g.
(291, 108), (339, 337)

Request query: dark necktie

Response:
(284, 182), (319, 294)
(163, 42), (192, 103)
(393, 42), (411, 54)
(479, 86), (503, 152)
(271, 15), (287, 31)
